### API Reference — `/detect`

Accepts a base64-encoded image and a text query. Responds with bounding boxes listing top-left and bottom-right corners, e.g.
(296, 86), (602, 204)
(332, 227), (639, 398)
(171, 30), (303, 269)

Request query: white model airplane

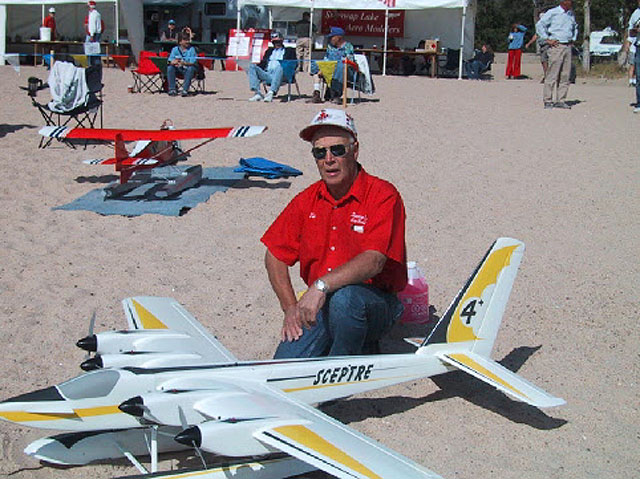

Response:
(0, 238), (565, 479)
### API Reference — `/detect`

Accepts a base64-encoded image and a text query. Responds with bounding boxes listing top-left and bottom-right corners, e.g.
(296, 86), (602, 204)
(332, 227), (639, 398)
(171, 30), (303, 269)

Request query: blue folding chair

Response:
(278, 59), (301, 102)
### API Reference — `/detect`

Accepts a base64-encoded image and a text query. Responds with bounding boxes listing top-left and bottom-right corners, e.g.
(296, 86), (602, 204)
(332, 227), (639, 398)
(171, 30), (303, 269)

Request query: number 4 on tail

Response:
(461, 298), (484, 325)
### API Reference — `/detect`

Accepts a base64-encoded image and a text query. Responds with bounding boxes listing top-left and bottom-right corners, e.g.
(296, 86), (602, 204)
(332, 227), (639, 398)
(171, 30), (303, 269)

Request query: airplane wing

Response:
(436, 350), (566, 408)
(39, 125), (267, 142)
(122, 297), (237, 363)
(83, 158), (159, 166)
(240, 388), (441, 479)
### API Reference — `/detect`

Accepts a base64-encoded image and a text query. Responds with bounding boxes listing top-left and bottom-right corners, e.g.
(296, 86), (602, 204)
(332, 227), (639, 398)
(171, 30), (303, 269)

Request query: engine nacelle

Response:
(176, 419), (290, 456)
(77, 330), (194, 354)
(81, 352), (204, 371)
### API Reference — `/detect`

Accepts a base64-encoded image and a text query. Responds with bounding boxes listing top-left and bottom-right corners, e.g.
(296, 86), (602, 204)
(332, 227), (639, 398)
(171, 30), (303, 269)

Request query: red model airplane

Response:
(39, 121), (267, 198)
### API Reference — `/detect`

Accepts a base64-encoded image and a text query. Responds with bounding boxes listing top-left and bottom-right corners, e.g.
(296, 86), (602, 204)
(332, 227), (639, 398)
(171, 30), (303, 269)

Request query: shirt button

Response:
(332, 226), (337, 230)
(330, 246), (335, 251)
(327, 268), (332, 272)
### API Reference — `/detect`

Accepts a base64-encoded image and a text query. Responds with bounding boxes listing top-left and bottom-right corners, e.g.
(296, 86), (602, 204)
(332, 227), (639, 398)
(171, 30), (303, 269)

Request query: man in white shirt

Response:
(629, 0), (640, 113)
(247, 32), (296, 103)
(85, 0), (103, 67)
(536, 0), (578, 109)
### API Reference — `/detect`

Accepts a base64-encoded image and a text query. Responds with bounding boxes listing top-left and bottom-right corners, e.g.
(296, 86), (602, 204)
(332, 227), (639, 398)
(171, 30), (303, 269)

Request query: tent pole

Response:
(268, 7), (272, 30)
(458, 3), (466, 80)
(235, 1), (241, 71)
(0, 6), (6, 66)
(382, 8), (388, 76)
(308, 5), (314, 73)
(115, 0), (119, 46)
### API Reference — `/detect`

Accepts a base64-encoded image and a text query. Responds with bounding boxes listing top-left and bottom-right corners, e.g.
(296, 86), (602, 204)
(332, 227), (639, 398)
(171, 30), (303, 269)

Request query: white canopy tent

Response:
(237, 0), (475, 78)
(0, 0), (145, 66)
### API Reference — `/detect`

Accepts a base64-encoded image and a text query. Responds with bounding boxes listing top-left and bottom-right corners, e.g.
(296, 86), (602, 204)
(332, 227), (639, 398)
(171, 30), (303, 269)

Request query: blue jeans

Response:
(635, 48), (640, 105)
(248, 63), (283, 94)
(273, 284), (403, 359)
(465, 60), (489, 79)
(167, 64), (196, 93)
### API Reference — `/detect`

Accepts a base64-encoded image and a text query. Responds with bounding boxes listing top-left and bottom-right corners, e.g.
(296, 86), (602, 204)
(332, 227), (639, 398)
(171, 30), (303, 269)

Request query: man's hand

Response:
(297, 287), (326, 329)
(281, 304), (303, 342)
(547, 39), (559, 47)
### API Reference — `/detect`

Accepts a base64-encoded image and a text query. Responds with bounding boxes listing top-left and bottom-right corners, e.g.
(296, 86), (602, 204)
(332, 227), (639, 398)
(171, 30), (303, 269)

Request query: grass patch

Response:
(575, 59), (627, 79)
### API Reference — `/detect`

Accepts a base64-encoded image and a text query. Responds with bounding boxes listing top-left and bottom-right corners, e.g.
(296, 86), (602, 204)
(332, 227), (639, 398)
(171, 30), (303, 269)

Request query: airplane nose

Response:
(80, 356), (103, 371)
(118, 396), (145, 417)
(76, 335), (97, 352)
(174, 426), (202, 448)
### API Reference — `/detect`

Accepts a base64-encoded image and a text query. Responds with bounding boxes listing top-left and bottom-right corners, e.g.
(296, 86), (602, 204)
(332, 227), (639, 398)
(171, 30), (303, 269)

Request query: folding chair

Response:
(437, 48), (460, 78)
(150, 55), (205, 94)
(131, 50), (164, 93)
(263, 60), (300, 102)
(32, 62), (104, 149)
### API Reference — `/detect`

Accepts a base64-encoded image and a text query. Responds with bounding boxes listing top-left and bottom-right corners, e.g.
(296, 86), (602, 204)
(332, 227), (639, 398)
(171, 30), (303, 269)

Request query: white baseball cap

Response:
(49, 7), (56, 12)
(299, 108), (357, 142)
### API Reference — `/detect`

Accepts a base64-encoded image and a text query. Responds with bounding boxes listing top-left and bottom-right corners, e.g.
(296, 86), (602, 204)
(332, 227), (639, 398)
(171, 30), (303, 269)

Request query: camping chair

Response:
(320, 56), (373, 105)
(150, 55), (206, 94)
(131, 50), (164, 93)
(260, 60), (300, 102)
(437, 48), (460, 78)
(32, 62), (104, 149)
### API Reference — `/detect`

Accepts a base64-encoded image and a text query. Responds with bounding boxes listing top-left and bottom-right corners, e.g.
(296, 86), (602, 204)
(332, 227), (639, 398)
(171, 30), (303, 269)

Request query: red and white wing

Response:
(83, 158), (159, 166)
(39, 125), (267, 142)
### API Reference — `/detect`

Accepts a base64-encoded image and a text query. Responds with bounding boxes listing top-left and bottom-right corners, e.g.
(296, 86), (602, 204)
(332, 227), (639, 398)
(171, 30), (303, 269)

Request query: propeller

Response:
(118, 396), (162, 425)
(175, 406), (207, 469)
(76, 311), (97, 361)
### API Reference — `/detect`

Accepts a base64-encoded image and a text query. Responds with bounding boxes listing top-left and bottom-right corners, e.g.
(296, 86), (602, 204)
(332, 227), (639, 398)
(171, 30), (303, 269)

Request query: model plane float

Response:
(0, 238), (565, 479)
(39, 121), (267, 198)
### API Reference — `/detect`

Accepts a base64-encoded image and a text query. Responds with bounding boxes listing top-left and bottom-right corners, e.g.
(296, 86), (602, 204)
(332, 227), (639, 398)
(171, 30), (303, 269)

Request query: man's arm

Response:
(535, 11), (551, 42)
(265, 250), (303, 342)
(295, 250), (387, 331)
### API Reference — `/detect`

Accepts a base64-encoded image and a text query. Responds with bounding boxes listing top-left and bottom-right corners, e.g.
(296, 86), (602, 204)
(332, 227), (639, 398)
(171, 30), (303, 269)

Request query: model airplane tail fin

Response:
(419, 238), (525, 357)
(114, 133), (129, 166)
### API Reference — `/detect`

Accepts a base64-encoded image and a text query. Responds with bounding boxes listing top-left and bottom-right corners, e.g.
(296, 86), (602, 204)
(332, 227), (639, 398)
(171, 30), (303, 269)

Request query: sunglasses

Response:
(311, 143), (352, 160)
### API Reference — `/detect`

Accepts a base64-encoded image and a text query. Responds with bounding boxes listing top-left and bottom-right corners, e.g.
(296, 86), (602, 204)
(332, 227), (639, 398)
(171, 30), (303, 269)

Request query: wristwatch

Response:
(313, 278), (329, 294)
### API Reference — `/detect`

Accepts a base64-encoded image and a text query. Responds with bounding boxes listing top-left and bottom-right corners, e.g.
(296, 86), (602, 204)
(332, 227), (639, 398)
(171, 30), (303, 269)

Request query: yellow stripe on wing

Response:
(448, 353), (529, 400)
(274, 424), (382, 479)
(0, 405), (121, 423)
(133, 299), (168, 329)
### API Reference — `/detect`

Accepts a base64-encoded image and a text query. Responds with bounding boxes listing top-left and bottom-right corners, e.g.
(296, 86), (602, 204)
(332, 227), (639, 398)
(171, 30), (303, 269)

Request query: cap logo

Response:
(317, 110), (330, 122)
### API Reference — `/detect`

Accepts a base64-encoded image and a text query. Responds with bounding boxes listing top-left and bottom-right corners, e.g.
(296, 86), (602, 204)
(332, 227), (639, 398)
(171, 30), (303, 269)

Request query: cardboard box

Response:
(420, 39), (439, 53)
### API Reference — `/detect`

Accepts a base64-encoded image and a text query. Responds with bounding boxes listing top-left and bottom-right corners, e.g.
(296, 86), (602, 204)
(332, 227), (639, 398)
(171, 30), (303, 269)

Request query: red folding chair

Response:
(131, 50), (164, 93)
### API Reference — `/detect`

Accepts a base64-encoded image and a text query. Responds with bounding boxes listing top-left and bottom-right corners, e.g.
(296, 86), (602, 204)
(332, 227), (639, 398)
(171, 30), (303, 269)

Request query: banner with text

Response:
(321, 10), (405, 38)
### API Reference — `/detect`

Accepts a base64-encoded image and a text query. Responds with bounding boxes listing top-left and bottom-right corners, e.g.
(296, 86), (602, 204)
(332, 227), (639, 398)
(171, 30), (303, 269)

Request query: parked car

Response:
(589, 27), (623, 59)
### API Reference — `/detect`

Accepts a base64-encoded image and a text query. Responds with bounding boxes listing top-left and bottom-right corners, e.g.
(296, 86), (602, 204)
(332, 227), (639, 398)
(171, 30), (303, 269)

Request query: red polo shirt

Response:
(43, 16), (56, 41)
(261, 168), (407, 292)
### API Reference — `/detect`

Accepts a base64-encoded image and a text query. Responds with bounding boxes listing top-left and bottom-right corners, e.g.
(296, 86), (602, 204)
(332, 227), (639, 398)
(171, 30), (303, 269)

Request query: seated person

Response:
(464, 44), (494, 80)
(247, 31), (296, 103)
(167, 32), (198, 96)
(160, 19), (178, 42)
(262, 109), (407, 358)
(311, 26), (355, 103)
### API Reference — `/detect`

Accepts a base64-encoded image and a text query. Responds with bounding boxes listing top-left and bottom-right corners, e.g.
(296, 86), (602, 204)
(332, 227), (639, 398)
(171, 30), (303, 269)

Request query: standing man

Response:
(85, 0), (103, 67)
(247, 31), (296, 102)
(167, 32), (198, 97)
(294, 12), (315, 72)
(629, 0), (640, 113)
(42, 7), (57, 41)
(536, 0), (578, 109)
(262, 109), (407, 359)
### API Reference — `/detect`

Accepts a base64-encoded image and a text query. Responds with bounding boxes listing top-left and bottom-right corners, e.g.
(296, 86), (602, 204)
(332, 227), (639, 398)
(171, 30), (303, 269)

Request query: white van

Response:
(589, 27), (622, 59)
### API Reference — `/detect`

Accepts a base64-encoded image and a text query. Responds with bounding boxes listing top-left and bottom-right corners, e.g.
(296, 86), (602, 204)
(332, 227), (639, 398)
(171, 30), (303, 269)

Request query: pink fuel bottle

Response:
(398, 261), (430, 324)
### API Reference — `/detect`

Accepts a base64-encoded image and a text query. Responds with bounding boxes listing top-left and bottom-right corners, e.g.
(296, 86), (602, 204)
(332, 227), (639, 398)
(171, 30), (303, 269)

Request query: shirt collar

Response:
(318, 164), (368, 205)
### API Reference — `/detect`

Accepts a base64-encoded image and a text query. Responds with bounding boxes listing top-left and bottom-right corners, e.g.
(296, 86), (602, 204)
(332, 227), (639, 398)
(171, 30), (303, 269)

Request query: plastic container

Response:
(398, 261), (430, 325)
(40, 27), (51, 42)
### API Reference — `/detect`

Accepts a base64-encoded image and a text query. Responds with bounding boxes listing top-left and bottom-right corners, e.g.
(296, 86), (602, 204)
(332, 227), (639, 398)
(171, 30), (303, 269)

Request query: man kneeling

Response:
(247, 31), (296, 102)
(261, 109), (407, 358)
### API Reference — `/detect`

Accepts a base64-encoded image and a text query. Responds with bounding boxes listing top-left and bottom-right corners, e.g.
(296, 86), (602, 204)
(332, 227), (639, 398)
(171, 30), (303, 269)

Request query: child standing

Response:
(506, 23), (528, 79)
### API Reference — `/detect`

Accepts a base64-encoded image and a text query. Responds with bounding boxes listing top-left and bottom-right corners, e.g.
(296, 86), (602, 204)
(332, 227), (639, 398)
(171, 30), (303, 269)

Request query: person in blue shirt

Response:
(506, 23), (527, 79)
(167, 32), (198, 97)
(247, 31), (297, 103)
(310, 27), (355, 103)
(536, 0), (578, 109)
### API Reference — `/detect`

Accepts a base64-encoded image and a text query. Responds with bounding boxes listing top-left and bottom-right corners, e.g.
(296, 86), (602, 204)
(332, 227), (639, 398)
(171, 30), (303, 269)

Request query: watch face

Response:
(315, 279), (328, 292)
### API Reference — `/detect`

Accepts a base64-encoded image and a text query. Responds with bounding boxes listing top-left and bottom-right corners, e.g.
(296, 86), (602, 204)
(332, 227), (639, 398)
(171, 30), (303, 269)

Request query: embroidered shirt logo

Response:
(309, 212), (317, 219)
(350, 212), (367, 226)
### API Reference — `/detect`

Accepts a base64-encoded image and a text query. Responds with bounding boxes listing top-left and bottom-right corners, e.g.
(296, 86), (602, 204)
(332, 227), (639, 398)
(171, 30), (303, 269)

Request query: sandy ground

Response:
(0, 57), (638, 479)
